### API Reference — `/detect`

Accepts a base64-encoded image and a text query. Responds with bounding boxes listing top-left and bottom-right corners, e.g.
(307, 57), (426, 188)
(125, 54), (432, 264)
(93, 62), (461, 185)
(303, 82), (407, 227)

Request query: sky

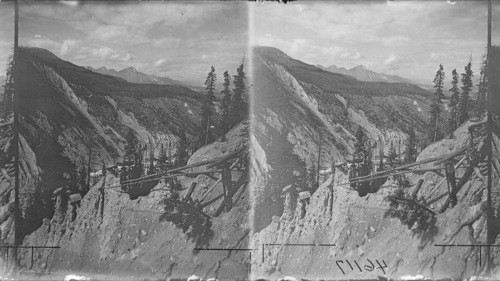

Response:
(253, 1), (500, 86)
(18, 1), (248, 86)
(0, 2), (14, 77)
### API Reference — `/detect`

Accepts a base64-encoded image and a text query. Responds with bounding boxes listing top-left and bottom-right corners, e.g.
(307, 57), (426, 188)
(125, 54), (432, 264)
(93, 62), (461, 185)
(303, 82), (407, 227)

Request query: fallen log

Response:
(429, 155), (467, 197)
(433, 146), (470, 166)
(352, 146), (467, 182)
(200, 193), (224, 208)
(114, 170), (221, 189)
(411, 179), (424, 199)
(232, 179), (249, 207)
(214, 168), (249, 217)
(467, 119), (488, 134)
(120, 145), (247, 185)
(121, 165), (221, 185)
(445, 161), (458, 208)
(206, 145), (247, 169)
(439, 145), (487, 213)
(182, 182), (198, 203)
(200, 158), (241, 202)
(348, 167), (443, 185)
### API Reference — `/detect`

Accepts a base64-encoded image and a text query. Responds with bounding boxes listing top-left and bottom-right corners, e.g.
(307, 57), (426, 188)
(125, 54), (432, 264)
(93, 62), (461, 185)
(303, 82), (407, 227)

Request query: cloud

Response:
(152, 37), (181, 48)
(153, 57), (170, 67)
(253, 1), (486, 84)
(25, 37), (61, 51)
(60, 39), (78, 56)
(89, 25), (128, 41)
(19, 2), (247, 84)
(90, 47), (116, 60)
(382, 36), (410, 46)
(119, 53), (133, 62)
(383, 54), (398, 65)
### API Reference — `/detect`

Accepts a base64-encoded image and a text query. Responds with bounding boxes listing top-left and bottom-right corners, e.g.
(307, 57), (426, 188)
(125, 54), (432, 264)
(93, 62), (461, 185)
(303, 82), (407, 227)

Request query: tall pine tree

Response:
(353, 126), (372, 176)
(429, 64), (445, 143)
(177, 129), (189, 167)
(406, 127), (418, 163)
(158, 143), (168, 170)
(458, 60), (473, 125)
(124, 129), (139, 178)
(220, 70), (232, 137)
(449, 69), (460, 132)
(148, 139), (155, 175)
(476, 54), (488, 115)
(200, 66), (217, 147)
(387, 141), (398, 167)
(2, 55), (14, 118)
(230, 60), (246, 127)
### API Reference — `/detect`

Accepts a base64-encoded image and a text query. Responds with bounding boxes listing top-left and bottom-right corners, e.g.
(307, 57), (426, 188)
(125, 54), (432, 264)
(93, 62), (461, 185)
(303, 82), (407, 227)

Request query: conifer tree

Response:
(406, 127), (418, 163)
(477, 54), (488, 115)
(124, 130), (139, 178)
(353, 126), (372, 176)
(125, 130), (138, 158)
(458, 60), (473, 125)
(148, 139), (155, 175)
(200, 66), (217, 147)
(449, 69), (460, 131)
(230, 60), (246, 127)
(378, 137), (385, 171)
(2, 55), (14, 118)
(158, 143), (168, 170)
(308, 163), (317, 192)
(387, 141), (398, 167)
(177, 129), (189, 167)
(79, 166), (87, 194)
(220, 70), (232, 136)
(429, 64), (445, 143)
(133, 146), (144, 178)
(354, 126), (365, 156)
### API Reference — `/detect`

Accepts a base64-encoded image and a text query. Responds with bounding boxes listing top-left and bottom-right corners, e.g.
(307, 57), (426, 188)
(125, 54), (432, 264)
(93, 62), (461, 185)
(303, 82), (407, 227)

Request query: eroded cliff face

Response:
(252, 46), (431, 233)
(20, 123), (250, 279)
(251, 120), (499, 280)
(249, 46), (500, 280)
(0, 47), (252, 278)
(2, 47), (203, 246)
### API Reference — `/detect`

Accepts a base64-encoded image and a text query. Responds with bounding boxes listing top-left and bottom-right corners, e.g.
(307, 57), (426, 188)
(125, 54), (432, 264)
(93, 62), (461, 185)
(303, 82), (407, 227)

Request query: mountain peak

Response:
(120, 66), (137, 73)
(352, 65), (367, 71)
(19, 47), (63, 62)
(253, 46), (290, 59)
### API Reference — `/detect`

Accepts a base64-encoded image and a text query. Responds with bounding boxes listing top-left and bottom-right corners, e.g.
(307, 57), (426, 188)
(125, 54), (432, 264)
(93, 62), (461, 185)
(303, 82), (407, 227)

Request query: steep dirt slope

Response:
(7, 47), (203, 241)
(20, 123), (250, 279)
(252, 46), (433, 232)
(251, 119), (499, 280)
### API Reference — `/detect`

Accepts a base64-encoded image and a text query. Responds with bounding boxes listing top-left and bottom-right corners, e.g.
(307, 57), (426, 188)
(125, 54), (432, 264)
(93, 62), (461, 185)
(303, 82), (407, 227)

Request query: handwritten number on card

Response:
(336, 259), (387, 275)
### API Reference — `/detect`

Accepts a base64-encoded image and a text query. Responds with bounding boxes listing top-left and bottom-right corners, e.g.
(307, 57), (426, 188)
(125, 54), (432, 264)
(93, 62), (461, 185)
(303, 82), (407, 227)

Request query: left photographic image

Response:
(0, 0), (16, 276)
(1, 1), (250, 280)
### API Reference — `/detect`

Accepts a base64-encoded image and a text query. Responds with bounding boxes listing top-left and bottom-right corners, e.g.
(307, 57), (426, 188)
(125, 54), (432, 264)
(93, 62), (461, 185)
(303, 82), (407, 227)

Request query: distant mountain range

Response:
(317, 64), (433, 91)
(253, 46), (433, 231)
(87, 66), (185, 86)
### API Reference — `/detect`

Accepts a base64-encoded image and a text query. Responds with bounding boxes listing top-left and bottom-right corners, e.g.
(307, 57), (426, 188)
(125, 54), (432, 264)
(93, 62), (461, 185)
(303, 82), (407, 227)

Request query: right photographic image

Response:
(250, 1), (500, 280)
